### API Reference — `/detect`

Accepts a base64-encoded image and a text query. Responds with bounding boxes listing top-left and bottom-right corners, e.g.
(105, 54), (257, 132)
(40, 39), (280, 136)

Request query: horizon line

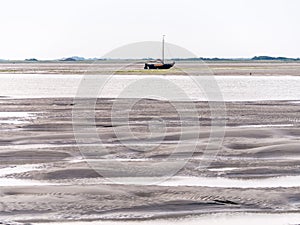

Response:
(1, 55), (300, 62)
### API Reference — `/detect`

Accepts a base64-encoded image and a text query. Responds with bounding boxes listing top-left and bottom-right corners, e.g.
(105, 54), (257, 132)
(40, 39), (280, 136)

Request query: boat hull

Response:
(144, 62), (175, 70)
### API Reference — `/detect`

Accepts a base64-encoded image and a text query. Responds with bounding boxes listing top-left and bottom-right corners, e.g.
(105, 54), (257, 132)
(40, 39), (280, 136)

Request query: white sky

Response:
(0, 0), (299, 60)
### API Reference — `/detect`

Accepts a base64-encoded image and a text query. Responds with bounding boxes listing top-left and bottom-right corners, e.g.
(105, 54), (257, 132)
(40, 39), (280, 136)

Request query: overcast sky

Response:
(1, 0), (299, 59)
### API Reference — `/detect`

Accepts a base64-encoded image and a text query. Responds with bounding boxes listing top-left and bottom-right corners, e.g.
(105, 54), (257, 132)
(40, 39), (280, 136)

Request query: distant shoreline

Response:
(1, 56), (300, 63)
(0, 61), (299, 76)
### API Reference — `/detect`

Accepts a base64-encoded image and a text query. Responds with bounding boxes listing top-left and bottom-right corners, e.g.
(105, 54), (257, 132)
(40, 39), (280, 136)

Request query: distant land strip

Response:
(0, 56), (300, 62)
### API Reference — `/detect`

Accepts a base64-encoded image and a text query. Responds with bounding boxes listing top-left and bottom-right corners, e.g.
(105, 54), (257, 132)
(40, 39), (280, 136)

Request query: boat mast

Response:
(162, 35), (165, 64)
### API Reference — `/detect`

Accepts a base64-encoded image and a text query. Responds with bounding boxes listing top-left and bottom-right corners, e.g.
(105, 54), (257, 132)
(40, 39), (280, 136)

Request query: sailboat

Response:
(144, 35), (175, 70)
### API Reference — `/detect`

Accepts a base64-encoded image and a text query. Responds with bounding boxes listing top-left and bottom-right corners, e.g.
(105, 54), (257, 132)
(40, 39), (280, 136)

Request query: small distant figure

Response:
(250, 72), (252, 76)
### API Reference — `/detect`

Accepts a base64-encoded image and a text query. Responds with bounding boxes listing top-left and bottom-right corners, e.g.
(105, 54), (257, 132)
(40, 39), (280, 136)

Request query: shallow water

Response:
(0, 74), (299, 101)
(238, 124), (295, 128)
(0, 163), (49, 187)
(208, 167), (238, 172)
(0, 163), (44, 177)
(0, 111), (37, 124)
(36, 213), (300, 225)
(97, 175), (300, 188)
(0, 112), (34, 117)
(0, 178), (51, 186)
(159, 176), (300, 188)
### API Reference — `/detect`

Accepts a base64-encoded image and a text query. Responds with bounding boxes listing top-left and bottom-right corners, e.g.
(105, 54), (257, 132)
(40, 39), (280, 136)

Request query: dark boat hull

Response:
(144, 62), (175, 70)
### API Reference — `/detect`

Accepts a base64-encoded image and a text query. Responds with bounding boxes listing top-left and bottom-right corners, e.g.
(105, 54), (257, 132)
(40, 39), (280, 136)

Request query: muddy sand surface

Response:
(0, 98), (300, 223)
(1, 61), (300, 75)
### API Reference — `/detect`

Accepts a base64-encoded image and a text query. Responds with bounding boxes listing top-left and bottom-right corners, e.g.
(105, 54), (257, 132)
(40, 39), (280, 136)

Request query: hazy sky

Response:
(1, 0), (299, 59)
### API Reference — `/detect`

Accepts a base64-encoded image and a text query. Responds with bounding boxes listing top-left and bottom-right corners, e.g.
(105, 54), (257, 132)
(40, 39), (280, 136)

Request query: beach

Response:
(0, 95), (300, 223)
(0, 61), (299, 224)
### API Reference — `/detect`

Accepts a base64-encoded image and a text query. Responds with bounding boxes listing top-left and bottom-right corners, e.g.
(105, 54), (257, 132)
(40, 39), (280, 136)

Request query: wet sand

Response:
(0, 98), (300, 223)
(0, 61), (300, 76)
